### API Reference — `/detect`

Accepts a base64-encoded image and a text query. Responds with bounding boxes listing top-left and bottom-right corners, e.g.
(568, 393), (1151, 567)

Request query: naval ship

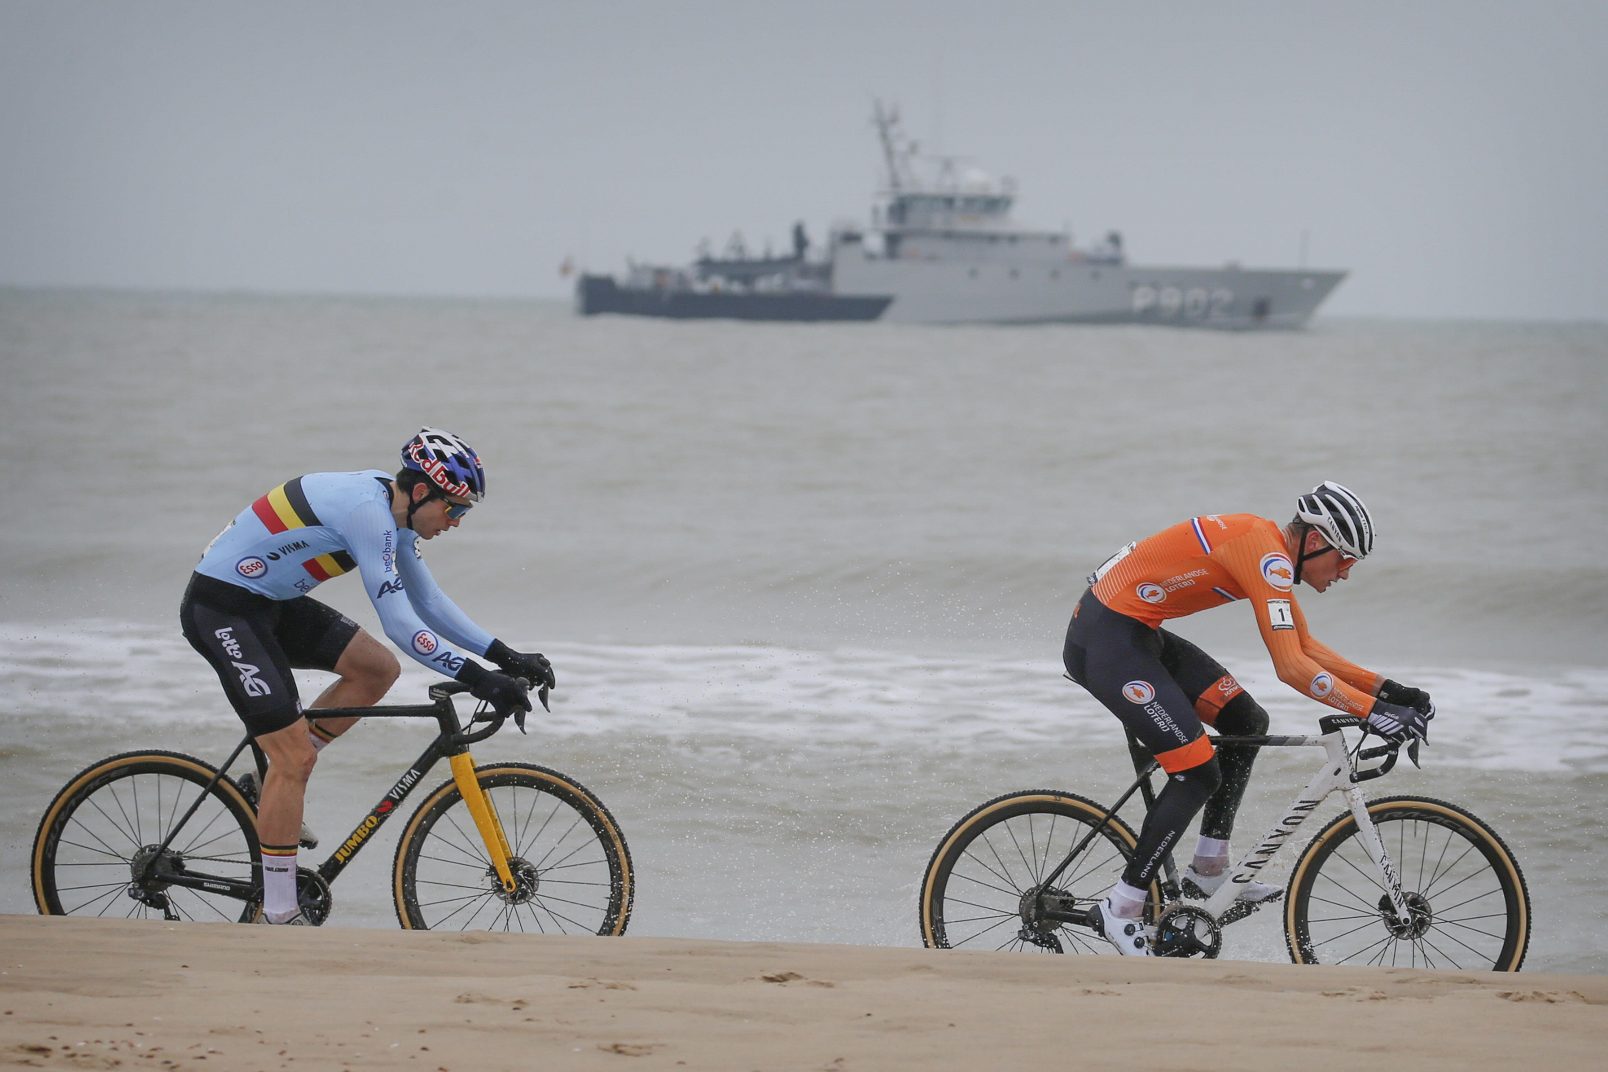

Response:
(576, 102), (1345, 328)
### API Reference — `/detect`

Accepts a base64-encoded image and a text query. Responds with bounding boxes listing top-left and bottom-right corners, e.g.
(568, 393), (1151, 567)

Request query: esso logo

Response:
(235, 557), (267, 579)
(1137, 583), (1166, 604)
(1122, 680), (1156, 704)
(412, 630), (438, 655)
(1309, 672), (1335, 699)
(1260, 553), (1295, 591)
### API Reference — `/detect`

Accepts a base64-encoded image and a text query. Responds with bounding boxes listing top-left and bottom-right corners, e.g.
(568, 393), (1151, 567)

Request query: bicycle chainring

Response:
(1154, 903), (1223, 959)
(295, 867), (334, 925)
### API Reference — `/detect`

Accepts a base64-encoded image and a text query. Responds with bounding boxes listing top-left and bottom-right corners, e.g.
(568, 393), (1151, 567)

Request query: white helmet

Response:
(1296, 481), (1374, 560)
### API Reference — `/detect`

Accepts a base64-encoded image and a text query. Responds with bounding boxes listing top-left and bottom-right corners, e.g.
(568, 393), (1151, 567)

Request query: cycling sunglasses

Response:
(430, 491), (473, 519)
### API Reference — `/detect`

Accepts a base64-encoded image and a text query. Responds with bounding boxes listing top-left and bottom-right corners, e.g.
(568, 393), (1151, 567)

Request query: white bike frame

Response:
(1196, 728), (1410, 924)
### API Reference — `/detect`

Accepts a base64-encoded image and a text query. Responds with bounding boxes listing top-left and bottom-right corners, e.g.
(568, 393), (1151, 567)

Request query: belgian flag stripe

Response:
(250, 477), (322, 535)
(303, 551), (354, 581)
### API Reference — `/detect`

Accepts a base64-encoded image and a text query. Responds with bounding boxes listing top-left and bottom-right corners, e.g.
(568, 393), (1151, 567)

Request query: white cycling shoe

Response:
(1181, 864), (1282, 904)
(1095, 897), (1152, 957)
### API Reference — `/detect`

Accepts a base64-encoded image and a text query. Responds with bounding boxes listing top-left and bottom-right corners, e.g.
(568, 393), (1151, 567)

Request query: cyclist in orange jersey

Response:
(1063, 482), (1435, 956)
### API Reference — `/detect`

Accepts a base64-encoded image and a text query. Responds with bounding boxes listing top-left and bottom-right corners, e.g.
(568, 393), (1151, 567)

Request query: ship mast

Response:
(872, 99), (911, 194)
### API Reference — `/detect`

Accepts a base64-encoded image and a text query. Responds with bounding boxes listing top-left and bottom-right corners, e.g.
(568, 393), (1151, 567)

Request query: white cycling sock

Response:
(1193, 835), (1231, 874)
(308, 721), (336, 753)
(261, 844), (299, 922)
(1107, 879), (1148, 919)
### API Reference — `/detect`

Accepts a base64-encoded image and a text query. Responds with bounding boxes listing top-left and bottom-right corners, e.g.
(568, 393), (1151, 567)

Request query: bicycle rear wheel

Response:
(392, 762), (633, 934)
(32, 751), (259, 923)
(920, 790), (1160, 954)
(1285, 795), (1531, 971)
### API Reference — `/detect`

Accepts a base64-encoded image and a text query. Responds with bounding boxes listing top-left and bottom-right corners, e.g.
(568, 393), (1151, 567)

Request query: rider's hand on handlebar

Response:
(486, 639), (557, 692)
(1367, 698), (1431, 744)
(466, 668), (533, 721)
(1378, 678), (1433, 715)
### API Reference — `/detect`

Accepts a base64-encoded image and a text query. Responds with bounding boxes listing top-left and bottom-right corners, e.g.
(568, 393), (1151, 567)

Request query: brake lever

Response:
(1407, 738), (1422, 768)
(506, 680), (549, 735)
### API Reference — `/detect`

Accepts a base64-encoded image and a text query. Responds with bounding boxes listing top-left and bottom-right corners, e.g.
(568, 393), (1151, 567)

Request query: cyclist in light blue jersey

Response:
(180, 428), (556, 925)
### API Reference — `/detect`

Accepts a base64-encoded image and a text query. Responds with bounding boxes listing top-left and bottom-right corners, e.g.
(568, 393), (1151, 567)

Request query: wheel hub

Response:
(125, 844), (179, 911)
(1379, 891), (1433, 939)
(1017, 884), (1070, 936)
(489, 857), (541, 905)
(129, 844), (177, 892)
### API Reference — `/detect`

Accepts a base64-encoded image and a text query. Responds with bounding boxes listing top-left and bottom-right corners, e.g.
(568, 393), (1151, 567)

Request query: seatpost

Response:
(1127, 735), (1160, 811)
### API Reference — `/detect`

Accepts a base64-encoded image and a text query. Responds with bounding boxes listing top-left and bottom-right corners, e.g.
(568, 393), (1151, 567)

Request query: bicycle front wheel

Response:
(392, 762), (633, 934)
(920, 790), (1160, 954)
(32, 751), (259, 923)
(1286, 795), (1531, 971)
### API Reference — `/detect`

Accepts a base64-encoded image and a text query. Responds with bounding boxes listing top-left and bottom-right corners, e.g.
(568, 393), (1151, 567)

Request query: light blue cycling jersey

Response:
(195, 470), (493, 676)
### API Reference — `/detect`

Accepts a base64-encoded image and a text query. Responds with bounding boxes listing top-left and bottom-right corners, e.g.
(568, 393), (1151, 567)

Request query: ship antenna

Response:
(873, 99), (908, 194)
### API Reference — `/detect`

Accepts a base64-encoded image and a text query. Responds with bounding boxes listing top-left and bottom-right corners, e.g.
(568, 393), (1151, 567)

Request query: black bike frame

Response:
(138, 685), (498, 903)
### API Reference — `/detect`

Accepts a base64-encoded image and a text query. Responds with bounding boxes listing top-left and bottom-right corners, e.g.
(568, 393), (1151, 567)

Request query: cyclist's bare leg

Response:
(256, 631), (398, 920)
(304, 629), (400, 742)
(254, 718), (318, 920)
(256, 719), (319, 850)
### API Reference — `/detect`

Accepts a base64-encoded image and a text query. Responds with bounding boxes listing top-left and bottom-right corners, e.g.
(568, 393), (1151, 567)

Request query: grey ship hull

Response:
(831, 257), (1345, 328)
(577, 261), (1344, 328)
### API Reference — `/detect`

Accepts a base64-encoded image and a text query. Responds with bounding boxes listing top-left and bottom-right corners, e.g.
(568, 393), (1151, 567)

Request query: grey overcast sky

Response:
(2, 0), (1605, 319)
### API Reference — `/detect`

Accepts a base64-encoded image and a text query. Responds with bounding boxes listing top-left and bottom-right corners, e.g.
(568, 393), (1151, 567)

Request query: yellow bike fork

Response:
(448, 753), (517, 893)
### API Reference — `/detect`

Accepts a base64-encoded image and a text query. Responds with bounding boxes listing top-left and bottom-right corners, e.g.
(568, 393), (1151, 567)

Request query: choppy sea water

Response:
(2, 291), (1605, 972)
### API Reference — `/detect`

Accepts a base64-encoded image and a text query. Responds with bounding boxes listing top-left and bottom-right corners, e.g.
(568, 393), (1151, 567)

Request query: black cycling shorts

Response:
(179, 572), (359, 737)
(1063, 588), (1244, 773)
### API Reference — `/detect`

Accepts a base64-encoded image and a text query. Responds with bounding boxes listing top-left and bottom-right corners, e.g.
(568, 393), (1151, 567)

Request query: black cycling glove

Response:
(485, 639), (557, 691)
(1367, 698), (1431, 744)
(1377, 678), (1433, 714)
(457, 661), (533, 720)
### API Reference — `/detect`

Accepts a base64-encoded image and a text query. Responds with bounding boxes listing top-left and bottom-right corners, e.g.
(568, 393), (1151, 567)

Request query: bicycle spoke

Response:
(396, 767), (628, 935)
(957, 845), (1025, 896)
(1289, 800), (1528, 972)
(949, 913), (1020, 950)
(923, 795), (1140, 954)
(1422, 840), (1479, 896)
(36, 758), (257, 926)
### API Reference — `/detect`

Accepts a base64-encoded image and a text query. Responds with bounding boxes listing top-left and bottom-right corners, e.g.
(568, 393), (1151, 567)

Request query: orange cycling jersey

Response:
(1088, 514), (1381, 717)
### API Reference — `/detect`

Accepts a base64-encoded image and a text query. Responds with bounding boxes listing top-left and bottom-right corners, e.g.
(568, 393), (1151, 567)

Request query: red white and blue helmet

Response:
(1296, 480), (1373, 560)
(401, 428), (486, 502)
